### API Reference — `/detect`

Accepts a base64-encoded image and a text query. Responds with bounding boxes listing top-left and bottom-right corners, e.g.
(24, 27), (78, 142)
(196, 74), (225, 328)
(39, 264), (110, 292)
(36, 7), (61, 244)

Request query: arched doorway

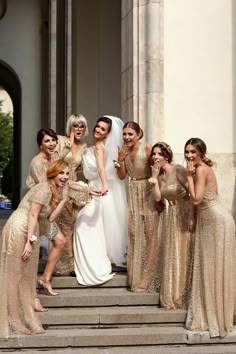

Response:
(0, 60), (21, 208)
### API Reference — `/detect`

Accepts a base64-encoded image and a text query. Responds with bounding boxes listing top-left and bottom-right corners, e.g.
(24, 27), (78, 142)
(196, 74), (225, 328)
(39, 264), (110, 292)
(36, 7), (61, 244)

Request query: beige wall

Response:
(0, 0), (42, 192)
(164, 0), (236, 214)
(72, 0), (121, 139)
(164, 0), (234, 153)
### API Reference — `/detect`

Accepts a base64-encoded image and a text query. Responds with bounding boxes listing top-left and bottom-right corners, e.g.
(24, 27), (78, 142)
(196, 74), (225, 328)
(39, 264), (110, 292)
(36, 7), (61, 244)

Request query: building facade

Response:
(0, 0), (236, 216)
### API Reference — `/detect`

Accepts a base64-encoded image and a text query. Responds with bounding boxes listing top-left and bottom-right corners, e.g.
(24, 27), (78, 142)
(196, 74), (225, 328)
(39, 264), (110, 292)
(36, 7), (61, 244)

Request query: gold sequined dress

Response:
(158, 165), (191, 310)
(125, 144), (159, 291)
(26, 155), (49, 189)
(0, 182), (54, 338)
(186, 188), (236, 338)
(54, 136), (87, 275)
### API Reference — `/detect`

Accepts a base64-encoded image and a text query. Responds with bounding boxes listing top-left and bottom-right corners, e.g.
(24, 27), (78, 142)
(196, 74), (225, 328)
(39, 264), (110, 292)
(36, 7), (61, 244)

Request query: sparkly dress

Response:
(54, 136), (87, 275)
(186, 188), (236, 338)
(158, 165), (191, 310)
(26, 155), (49, 189)
(0, 182), (54, 338)
(125, 144), (159, 291)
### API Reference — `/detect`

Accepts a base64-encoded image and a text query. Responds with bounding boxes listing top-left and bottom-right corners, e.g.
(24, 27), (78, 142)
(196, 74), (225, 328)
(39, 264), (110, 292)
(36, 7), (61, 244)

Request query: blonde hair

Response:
(47, 160), (69, 208)
(66, 114), (89, 137)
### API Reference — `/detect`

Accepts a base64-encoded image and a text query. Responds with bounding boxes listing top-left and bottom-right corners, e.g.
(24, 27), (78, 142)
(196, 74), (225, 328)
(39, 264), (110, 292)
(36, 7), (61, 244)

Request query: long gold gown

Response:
(186, 188), (236, 338)
(158, 165), (191, 310)
(0, 182), (54, 338)
(125, 144), (159, 291)
(54, 136), (87, 275)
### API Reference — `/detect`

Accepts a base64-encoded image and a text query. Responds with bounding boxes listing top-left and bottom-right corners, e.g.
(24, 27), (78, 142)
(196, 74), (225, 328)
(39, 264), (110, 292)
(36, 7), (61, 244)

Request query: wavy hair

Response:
(185, 138), (213, 167)
(151, 142), (173, 163)
(47, 159), (69, 208)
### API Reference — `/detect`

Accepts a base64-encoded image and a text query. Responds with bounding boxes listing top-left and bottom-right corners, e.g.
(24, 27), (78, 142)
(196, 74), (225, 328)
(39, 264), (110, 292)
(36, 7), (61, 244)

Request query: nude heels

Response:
(38, 277), (59, 296)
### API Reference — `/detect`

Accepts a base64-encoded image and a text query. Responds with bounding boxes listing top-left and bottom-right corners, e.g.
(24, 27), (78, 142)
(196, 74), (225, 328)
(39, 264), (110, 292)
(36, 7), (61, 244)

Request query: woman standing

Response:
(116, 122), (159, 292)
(55, 114), (88, 276)
(0, 160), (69, 338)
(150, 142), (192, 309)
(73, 116), (128, 285)
(26, 128), (60, 188)
(185, 138), (236, 338)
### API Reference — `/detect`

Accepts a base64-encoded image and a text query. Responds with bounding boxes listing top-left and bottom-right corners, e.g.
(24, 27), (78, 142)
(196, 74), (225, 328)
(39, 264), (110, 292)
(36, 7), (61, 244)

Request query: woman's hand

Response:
(118, 145), (130, 162)
(151, 160), (160, 178)
(89, 189), (102, 196)
(186, 160), (196, 176)
(69, 129), (75, 145)
(21, 241), (33, 262)
(101, 185), (108, 196)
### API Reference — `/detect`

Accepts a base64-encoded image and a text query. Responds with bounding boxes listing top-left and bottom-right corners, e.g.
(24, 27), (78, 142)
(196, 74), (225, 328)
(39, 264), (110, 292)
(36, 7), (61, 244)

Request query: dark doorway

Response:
(0, 60), (21, 208)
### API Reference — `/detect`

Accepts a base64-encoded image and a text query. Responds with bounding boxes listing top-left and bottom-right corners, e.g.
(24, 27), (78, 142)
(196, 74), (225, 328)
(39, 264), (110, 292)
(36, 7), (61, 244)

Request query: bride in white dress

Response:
(73, 116), (128, 286)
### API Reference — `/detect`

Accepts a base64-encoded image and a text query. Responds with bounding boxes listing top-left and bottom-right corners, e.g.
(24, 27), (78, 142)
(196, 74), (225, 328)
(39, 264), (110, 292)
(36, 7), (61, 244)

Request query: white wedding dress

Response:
(73, 116), (128, 286)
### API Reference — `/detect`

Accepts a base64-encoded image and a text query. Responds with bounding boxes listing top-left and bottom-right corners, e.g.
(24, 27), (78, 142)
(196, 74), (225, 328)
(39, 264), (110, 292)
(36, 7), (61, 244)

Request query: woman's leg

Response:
(39, 231), (66, 295)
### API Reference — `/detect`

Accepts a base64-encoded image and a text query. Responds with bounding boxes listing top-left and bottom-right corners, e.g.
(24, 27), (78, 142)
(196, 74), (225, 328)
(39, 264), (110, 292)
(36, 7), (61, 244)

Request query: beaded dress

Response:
(125, 144), (159, 291)
(186, 187), (236, 338)
(158, 165), (191, 310)
(54, 136), (87, 275)
(0, 182), (53, 338)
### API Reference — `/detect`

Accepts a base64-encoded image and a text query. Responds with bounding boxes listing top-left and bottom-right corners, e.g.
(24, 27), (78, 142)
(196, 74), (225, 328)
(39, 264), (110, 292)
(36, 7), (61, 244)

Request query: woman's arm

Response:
(21, 202), (43, 261)
(187, 162), (207, 204)
(48, 198), (68, 222)
(150, 161), (162, 201)
(26, 158), (47, 188)
(116, 145), (128, 180)
(95, 144), (108, 195)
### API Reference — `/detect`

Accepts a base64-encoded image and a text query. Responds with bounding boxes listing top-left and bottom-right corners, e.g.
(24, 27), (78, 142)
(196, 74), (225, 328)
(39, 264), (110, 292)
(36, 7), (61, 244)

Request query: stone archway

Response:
(0, 60), (21, 208)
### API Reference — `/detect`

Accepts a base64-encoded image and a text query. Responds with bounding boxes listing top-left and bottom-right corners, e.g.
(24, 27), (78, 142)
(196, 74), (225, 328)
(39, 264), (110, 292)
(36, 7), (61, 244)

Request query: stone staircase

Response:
(1, 271), (236, 353)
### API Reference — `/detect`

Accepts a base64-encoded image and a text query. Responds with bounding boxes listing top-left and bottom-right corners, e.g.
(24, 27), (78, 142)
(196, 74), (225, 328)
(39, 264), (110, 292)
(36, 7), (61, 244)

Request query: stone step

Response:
(39, 288), (159, 308)
(9, 345), (236, 354)
(50, 272), (128, 288)
(38, 306), (186, 326)
(2, 326), (236, 350)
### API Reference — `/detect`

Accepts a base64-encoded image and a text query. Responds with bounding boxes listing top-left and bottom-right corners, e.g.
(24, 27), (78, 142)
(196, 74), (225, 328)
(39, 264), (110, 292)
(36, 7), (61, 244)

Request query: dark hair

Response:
(151, 142), (173, 163)
(184, 138), (213, 166)
(123, 121), (143, 140)
(37, 128), (58, 147)
(94, 117), (112, 133)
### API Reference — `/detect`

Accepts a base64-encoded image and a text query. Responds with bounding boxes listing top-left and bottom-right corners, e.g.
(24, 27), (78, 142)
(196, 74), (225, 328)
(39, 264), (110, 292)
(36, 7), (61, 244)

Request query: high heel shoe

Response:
(38, 277), (59, 296)
(34, 297), (48, 312)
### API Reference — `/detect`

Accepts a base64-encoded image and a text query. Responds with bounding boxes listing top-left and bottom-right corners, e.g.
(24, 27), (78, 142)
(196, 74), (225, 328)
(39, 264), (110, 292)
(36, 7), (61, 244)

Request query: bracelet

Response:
(29, 235), (37, 244)
(148, 177), (158, 185)
(113, 160), (121, 168)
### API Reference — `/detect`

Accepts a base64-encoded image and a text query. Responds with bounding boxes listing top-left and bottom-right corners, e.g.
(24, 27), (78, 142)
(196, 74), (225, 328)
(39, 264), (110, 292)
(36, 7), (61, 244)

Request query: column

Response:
(121, 0), (164, 143)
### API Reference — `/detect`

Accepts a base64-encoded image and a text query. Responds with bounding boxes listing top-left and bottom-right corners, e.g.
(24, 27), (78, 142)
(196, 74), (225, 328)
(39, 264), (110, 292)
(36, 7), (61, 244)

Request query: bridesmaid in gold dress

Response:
(0, 160), (69, 338)
(185, 138), (236, 338)
(54, 114), (88, 276)
(26, 128), (60, 188)
(116, 122), (159, 292)
(150, 142), (192, 310)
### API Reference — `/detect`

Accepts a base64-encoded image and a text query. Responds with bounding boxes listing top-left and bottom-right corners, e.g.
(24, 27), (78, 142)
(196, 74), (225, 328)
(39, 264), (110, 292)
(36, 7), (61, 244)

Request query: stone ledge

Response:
(38, 306), (186, 325)
(50, 273), (128, 288)
(0, 326), (187, 349)
(39, 288), (159, 307)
